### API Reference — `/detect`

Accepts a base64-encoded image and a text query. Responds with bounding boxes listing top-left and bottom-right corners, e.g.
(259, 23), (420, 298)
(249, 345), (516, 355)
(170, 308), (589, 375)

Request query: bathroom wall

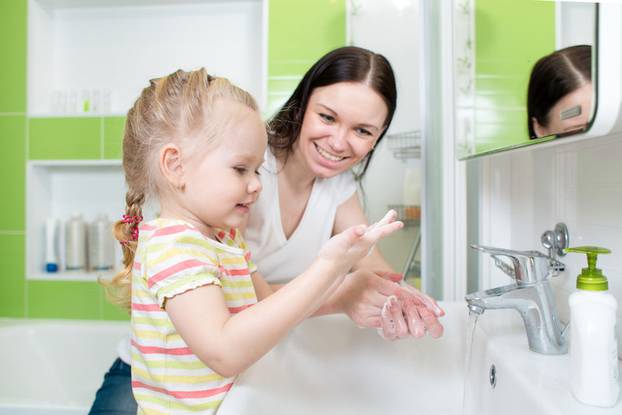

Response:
(472, 133), (622, 358)
(0, 0), (346, 320)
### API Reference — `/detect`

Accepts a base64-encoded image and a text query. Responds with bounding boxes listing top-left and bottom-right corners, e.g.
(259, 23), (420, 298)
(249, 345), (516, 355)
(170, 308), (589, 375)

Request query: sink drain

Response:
(489, 364), (497, 389)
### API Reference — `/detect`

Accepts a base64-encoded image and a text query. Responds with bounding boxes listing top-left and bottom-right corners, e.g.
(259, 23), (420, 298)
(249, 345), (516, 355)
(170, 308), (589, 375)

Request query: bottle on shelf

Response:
(45, 218), (59, 273)
(89, 214), (115, 271)
(65, 213), (88, 271)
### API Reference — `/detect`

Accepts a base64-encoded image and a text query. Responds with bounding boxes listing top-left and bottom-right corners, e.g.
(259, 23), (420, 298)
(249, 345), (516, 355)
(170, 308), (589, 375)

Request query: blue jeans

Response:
(89, 358), (137, 415)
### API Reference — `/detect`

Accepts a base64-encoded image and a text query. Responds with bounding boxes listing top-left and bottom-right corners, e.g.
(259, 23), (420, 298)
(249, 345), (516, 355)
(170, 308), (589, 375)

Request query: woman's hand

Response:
(392, 284), (445, 339)
(332, 269), (445, 340)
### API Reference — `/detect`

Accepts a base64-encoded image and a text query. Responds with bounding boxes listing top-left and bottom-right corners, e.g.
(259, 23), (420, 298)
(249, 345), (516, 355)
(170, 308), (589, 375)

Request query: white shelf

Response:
(28, 270), (116, 282)
(27, 0), (267, 116)
(28, 112), (128, 119)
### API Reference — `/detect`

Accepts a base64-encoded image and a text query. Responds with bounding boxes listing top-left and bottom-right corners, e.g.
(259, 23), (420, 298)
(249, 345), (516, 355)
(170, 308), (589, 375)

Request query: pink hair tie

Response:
(121, 214), (143, 225)
(121, 214), (143, 242)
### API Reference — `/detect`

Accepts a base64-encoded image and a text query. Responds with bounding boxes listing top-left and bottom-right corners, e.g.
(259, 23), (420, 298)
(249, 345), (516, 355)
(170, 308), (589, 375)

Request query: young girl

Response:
(106, 68), (402, 414)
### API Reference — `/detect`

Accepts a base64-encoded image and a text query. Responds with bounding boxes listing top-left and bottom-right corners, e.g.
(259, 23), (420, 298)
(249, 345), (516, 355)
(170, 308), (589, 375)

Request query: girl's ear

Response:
(159, 144), (185, 190)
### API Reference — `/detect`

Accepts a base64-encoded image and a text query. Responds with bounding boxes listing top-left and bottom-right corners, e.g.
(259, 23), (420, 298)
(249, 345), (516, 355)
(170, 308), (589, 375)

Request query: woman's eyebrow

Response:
(317, 103), (337, 114)
(317, 103), (381, 132)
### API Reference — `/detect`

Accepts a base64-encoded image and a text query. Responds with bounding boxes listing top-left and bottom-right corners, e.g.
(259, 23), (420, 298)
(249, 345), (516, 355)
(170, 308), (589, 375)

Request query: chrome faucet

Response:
(465, 245), (568, 355)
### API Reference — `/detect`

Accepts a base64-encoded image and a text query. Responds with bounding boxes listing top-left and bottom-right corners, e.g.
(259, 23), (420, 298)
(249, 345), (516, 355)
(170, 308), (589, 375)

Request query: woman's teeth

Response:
(316, 144), (345, 162)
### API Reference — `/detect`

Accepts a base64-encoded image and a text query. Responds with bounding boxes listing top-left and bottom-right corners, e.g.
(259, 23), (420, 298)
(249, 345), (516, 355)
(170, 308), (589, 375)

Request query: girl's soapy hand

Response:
(318, 210), (403, 274)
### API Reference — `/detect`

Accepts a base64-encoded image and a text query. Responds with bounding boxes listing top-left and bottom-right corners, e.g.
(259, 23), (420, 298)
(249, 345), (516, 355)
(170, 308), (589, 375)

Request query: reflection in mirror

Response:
(527, 45), (592, 139)
(454, 0), (597, 159)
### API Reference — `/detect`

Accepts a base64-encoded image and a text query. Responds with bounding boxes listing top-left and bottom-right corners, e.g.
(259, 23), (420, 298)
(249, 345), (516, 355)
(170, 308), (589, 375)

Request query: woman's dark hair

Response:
(267, 46), (397, 179)
(527, 45), (592, 139)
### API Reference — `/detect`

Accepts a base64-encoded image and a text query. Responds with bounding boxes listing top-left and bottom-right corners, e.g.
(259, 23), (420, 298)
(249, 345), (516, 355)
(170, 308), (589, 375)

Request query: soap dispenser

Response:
(566, 246), (619, 407)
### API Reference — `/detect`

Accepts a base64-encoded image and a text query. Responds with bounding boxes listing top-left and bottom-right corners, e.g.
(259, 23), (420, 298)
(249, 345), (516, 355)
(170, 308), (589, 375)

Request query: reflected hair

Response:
(267, 46), (397, 179)
(527, 45), (592, 139)
(102, 68), (257, 310)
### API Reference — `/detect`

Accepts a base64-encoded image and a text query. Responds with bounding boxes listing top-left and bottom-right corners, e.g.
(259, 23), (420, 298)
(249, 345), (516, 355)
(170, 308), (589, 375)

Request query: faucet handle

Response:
(471, 245), (563, 285)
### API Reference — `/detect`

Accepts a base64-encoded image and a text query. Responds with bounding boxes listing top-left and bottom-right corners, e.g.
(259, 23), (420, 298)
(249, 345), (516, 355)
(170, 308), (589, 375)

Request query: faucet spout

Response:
(466, 281), (567, 355)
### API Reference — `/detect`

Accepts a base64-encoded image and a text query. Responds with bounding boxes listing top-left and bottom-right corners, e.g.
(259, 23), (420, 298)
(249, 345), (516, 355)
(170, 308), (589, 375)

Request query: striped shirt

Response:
(131, 218), (257, 414)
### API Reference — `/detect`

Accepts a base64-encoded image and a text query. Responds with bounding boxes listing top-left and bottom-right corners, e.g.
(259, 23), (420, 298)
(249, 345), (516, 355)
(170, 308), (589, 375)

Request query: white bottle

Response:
(567, 246), (619, 407)
(45, 218), (59, 273)
(65, 213), (88, 271)
(89, 214), (114, 271)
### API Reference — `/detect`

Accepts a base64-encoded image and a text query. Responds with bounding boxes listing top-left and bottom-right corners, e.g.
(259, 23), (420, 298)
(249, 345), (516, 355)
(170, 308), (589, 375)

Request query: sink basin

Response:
(220, 301), (467, 414)
(219, 301), (622, 415)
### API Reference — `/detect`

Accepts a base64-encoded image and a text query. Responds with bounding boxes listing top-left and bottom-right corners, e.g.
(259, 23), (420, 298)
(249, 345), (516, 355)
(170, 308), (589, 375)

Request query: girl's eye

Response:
(233, 166), (247, 175)
(319, 113), (335, 123)
(254, 169), (261, 176)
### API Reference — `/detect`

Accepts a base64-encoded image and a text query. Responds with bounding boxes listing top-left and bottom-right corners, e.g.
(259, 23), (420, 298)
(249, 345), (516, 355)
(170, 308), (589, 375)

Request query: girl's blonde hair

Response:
(102, 68), (258, 310)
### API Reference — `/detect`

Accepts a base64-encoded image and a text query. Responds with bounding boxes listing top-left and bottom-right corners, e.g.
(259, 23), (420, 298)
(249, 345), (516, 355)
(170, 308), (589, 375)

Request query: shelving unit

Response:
(26, 160), (127, 281)
(27, 0), (267, 116)
(25, 0), (267, 281)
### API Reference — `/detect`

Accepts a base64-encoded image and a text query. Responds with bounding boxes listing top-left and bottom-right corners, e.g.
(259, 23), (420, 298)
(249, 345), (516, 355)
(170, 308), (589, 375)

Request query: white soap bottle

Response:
(567, 246), (619, 407)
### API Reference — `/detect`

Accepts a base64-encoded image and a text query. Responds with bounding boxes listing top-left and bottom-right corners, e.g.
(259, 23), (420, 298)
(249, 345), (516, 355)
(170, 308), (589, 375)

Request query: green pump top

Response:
(565, 246), (611, 291)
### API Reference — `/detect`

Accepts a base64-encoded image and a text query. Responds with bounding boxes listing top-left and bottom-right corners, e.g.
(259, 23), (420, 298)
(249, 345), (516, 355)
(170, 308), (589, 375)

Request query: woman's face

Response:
(295, 82), (388, 179)
(533, 82), (593, 138)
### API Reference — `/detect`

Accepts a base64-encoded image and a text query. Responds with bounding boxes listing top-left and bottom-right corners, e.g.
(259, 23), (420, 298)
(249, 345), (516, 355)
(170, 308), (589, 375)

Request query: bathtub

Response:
(0, 319), (129, 415)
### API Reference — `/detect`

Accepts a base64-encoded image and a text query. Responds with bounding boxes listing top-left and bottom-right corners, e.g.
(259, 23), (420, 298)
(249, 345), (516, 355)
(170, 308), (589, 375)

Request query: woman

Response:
(89, 46), (443, 414)
(246, 46), (443, 336)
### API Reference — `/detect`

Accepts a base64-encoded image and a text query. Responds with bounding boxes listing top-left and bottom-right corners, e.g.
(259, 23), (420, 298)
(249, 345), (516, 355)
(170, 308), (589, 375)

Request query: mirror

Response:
(453, 0), (597, 159)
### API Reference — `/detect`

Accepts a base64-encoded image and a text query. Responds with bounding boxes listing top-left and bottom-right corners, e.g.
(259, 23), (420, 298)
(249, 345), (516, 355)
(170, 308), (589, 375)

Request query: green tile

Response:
(0, 1), (27, 113)
(29, 117), (101, 160)
(103, 117), (126, 160)
(0, 115), (26, 230)
(269, 0), (346, 76)
(101, 288), (131, 321)
(0, 233), (26, 317)
(27, 280), (102, 319)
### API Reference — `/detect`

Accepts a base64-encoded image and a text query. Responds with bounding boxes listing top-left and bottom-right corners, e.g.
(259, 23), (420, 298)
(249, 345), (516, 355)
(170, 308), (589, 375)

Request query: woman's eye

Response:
(319, 113), (335, 123)
(355, 128), (373, 137)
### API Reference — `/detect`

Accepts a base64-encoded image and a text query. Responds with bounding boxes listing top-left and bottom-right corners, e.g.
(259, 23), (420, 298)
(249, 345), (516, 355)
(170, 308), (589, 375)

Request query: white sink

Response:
(219, 301), (622, 415)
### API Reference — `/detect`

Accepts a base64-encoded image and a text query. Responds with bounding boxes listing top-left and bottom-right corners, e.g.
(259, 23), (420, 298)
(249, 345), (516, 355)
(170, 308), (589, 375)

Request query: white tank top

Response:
(245, 150), (357, 283)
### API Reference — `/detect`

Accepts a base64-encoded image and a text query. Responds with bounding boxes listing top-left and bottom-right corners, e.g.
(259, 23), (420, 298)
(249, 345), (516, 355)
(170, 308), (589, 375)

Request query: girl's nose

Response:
(248, 175), (262, 194)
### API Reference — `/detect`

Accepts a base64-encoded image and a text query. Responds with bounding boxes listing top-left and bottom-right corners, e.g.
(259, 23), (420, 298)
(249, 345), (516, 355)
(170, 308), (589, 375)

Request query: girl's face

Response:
(181, 102), (267, 236)
(295, 82), (388, 179)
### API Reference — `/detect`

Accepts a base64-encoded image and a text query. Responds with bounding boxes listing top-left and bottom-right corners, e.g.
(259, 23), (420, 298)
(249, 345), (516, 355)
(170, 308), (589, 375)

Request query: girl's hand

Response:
(318, 210), (403, 273)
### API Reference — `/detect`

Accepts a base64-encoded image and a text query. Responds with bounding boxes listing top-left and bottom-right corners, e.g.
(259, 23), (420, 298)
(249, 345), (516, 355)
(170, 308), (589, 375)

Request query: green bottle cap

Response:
(565, 246), (611, 291)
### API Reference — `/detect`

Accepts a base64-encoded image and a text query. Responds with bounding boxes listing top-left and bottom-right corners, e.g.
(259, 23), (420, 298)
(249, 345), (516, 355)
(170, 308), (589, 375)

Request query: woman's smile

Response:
(314, 142), (348, 163)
